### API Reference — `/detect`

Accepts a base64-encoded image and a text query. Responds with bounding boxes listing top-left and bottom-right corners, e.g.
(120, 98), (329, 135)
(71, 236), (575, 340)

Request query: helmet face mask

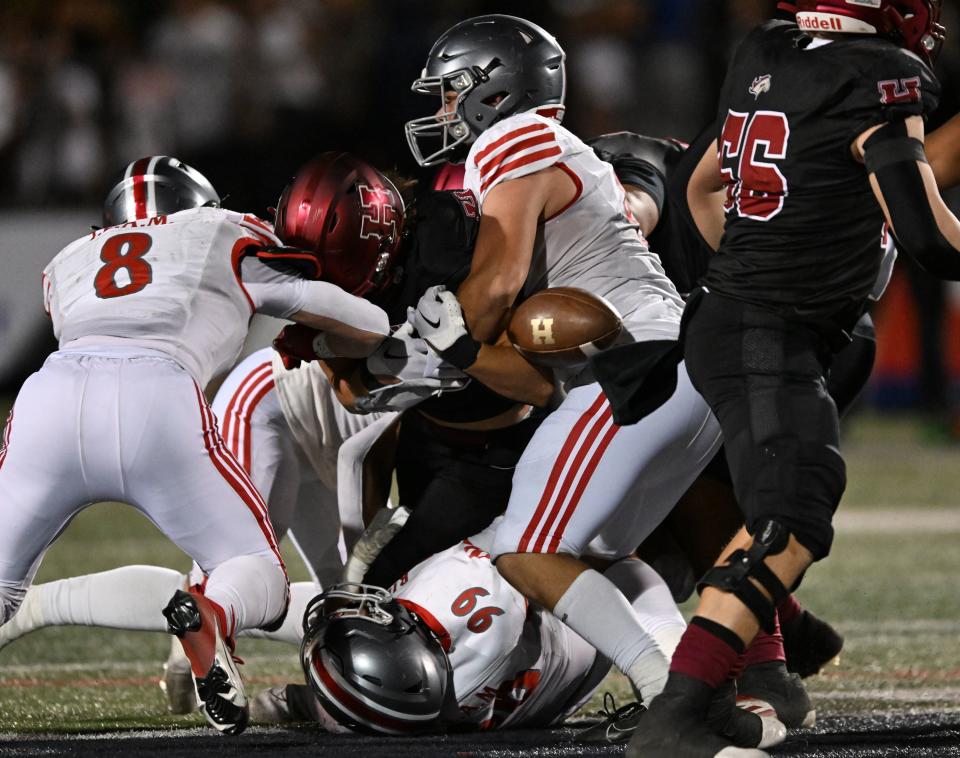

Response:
(405, 69), (479, 168)
(405, 15), (567, 167)
(300, 584), (453, 736)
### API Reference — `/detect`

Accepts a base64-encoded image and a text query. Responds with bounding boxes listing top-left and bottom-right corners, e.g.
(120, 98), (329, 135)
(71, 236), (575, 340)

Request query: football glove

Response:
(365, 321), (466, 384)
(272, 323), (336, 370)
(353, 374), (468, 414)
(341, 506), (411, 585)
(412, 285), (481, 369)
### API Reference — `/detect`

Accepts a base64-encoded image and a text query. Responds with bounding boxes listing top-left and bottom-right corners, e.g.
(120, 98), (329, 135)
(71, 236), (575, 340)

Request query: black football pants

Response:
(683, 291), (846, 561)
(363, 410), (542, 587)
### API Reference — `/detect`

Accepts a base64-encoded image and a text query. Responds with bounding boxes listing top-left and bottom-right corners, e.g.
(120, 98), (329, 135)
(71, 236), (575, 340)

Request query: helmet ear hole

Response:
(328, 212), (339, 231)
(404, 682), (425, 694)
(362, 674), (383, 686)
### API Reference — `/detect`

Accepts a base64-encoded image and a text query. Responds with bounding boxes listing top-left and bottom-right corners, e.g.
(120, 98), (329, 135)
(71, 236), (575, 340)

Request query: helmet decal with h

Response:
(405, 14), (566, 167)
(795, 0), (945, 62)
(273, 152), (406, 297)
(102, 156), (220, 227)
(299, 585), (452, 735)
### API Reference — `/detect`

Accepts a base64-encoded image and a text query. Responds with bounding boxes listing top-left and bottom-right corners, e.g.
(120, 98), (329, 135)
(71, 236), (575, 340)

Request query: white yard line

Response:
(0, 653), (292, 677)
(834, 507), (960, 533)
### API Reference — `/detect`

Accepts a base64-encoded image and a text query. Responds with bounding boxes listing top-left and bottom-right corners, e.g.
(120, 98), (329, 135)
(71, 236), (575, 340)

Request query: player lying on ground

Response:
(628, 2), (960, 756)
(0, 156), (395, 736)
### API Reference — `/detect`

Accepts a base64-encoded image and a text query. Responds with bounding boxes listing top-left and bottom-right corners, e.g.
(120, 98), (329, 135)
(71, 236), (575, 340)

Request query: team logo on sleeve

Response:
(749, 75), (772, 100)
(878, 77), (921, 105)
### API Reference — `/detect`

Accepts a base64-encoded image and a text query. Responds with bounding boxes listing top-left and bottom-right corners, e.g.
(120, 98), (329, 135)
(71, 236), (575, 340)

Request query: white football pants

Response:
(492, 362), (722, 560)
(0, 347), (287, 634)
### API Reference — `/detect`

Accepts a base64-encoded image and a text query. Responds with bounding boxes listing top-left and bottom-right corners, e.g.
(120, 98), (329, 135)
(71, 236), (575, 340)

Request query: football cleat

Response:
(627, 675), (770, 758)
(781, 609), (844, 679)
(708, 682), (786, 750)
(162, 589), (248, 735)
(574, 692), (647, 744)
(738, 661), (816, 729)
(159, 634), (195, 715)
(250, 683), (326, 724)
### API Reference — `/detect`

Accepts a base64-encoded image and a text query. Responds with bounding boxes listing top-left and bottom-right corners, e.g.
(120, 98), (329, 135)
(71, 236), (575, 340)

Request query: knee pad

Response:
(697, 520), (791, 634)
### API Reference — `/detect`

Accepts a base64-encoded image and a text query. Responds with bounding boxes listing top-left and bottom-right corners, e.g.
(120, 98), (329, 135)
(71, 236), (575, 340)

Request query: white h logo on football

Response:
(531, 318), (556, 345)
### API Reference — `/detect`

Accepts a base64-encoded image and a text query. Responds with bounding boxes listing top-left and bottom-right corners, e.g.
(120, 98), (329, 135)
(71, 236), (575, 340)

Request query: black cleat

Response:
(708, 681), (786, 749)
(626, 674), (770, 758)
(574, 692), (647, 744)
(781, 609), (843, 679)
(738, 660), (816, 728)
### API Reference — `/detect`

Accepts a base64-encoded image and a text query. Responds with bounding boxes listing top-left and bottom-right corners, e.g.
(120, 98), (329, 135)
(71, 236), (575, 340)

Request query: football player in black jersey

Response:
(627, 2), (960, 756)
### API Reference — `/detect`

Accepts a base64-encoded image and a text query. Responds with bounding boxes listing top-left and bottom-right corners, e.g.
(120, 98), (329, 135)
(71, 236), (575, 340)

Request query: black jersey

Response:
(378, 189), (520, 424)
(701, 20), (939, 334)
(588, 130), (716, 296)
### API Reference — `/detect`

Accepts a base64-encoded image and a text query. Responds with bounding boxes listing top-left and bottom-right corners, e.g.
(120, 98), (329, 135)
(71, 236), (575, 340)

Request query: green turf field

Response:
(1, 404), (958, 733)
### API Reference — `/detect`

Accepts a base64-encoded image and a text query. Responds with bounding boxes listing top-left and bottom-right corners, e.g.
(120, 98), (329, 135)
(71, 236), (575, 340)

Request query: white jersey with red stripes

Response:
(389, 536), (602, 730)
(463, 112), (684, 345)
(209, 349), (397, 585)
(42, 207), (278, 387)
(270, 353), (393, 490)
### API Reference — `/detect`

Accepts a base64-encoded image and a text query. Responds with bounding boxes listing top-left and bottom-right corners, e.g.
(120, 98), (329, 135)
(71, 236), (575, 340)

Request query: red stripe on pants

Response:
(516, 391), (608, 553)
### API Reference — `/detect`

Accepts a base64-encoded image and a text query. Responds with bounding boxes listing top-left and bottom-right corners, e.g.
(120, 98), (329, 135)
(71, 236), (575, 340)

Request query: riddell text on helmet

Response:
(797, 15), (847, 31)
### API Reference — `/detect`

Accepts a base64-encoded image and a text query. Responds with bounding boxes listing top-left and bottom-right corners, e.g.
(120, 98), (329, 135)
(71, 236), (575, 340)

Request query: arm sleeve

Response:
(588, 132), (684, 214)
(240, 257), (389, 335)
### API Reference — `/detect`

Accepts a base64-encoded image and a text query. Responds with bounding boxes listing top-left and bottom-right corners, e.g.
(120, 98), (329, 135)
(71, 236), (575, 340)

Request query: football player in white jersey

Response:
(296, 533), (686, 735)
(0, 156), (394, 735)
(402, 14), (758, 741)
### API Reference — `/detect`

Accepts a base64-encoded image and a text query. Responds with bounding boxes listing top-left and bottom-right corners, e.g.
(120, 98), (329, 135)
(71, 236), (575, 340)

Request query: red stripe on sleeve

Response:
(473, 123), (550, 167)
(480, 145), (563, 195)
(478, 132), (558, 182)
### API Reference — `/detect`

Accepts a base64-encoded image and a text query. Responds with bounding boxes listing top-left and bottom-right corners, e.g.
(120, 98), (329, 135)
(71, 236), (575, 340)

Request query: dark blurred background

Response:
(1, 0), (959, 427)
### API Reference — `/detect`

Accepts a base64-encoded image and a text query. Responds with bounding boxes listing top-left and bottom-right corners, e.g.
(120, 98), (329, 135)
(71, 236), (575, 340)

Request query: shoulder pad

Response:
(253, 246), (323, 280)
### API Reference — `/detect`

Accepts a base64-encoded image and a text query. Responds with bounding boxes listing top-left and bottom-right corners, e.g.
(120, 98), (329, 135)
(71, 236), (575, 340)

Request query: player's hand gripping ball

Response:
(507, 287), (622, 368)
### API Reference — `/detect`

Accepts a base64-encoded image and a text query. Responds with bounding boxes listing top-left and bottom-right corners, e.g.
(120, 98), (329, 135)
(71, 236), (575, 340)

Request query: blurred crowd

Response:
(3, 0), (955, 215)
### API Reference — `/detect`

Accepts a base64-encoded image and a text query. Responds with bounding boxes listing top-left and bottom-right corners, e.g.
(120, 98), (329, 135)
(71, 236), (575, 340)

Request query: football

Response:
(507, 287), (623, 368)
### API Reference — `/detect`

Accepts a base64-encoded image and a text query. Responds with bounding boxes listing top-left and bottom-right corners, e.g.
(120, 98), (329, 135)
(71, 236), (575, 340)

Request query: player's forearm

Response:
(927, 113), (960, 191)
(862, 119), (960, 280)
(466, 343), (554, 408)
(290, 314), (385, 358)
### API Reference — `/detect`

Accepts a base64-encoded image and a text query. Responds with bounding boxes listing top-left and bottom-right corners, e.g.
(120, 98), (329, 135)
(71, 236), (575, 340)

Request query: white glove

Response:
(413, 286), (481, 369)
(341, 506), (411, 585)
(413, 285), (469, 352)
(354, 374), (468, 414)
(365, 321), (465, 383)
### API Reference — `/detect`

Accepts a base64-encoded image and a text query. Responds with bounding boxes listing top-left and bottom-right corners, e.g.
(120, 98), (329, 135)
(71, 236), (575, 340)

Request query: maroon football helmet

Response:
(274, 152), (405, 297)
(796, 0), (945, 62)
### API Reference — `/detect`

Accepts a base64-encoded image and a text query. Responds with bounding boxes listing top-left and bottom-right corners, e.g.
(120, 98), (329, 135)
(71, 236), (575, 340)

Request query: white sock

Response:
(604, 559), (687, 700)
(239, 581), (318, 645)
(0, 567), (185, 650)
(553, 566), (679, 703)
